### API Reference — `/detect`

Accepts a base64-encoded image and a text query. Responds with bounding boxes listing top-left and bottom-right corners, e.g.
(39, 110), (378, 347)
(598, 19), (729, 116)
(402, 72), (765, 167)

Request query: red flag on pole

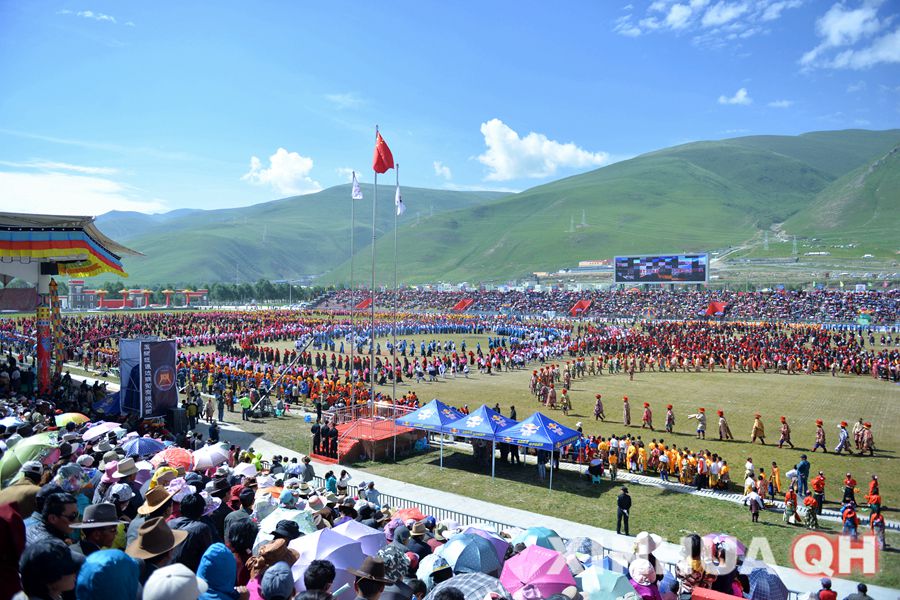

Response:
(372, 131), (394, 174)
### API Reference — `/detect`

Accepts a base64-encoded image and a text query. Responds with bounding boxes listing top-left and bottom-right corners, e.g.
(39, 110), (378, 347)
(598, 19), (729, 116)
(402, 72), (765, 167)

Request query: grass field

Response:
(191, 330), (900, 587)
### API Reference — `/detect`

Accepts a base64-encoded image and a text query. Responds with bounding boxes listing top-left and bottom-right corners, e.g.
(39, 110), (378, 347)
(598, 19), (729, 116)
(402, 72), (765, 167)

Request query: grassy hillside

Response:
(102, 185), (508, 284)
(83, 129), (899, 286)
(784, 145), (900, 254)
(323, 130), (900, 284)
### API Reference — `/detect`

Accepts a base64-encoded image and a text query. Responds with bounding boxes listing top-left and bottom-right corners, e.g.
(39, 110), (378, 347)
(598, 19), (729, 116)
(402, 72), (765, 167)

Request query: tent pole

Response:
(549, 448), (554, 491)
(440, 434), (444, 470)
(491, 439), (496, 480)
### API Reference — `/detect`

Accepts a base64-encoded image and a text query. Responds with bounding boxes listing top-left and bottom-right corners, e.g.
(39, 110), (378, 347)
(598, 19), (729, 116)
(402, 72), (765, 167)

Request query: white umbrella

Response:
(333, 519), (387, 556)
(233, 462), (257, 478)
(193, 443), (231, 470)
(83, 421), (120, 442)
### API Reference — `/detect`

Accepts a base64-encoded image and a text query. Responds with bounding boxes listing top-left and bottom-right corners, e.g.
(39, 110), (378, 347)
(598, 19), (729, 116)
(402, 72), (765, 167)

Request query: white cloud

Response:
(0, 170), (166, 215)
(0, 159), (118, 175)
(324, 92), (364, 110)
(335, 167), (361, 183)
(827, 28), (900, 69)
(666, 4), (694, 29)
(800, 1), (897, 70)
(241, 147), (322, 196)
(614, 0), (800, 41)
(702, 2), (749, 27)
(718, 87), (753, 105)
(433, 161), (452, 180)
(477, 118), (609, 181)
(761, 0), (802, 22)
(58, 9), (118, 23)
(768, 99), (794, 108)
(847, 80), (867, 92)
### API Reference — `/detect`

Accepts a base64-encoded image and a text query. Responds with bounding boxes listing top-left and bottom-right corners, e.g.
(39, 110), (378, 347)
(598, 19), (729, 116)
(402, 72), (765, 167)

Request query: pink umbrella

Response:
(150, 447), (193, 471)
(333, 519), (387, 556)
(500, 545), (576, 600)
(290, 529), (365, 594)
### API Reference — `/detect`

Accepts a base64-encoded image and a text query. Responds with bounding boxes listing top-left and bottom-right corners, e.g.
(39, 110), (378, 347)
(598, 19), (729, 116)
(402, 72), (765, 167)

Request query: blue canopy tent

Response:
(445, 405), (518, 480)
(395, 399), (464, 469)
(497, 412), (580, 490)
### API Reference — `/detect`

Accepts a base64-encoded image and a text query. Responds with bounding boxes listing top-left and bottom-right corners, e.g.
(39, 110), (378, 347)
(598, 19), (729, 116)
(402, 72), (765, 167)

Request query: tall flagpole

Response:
(349, 174), (356, 394)
(392, 163), (399, 461)
(370, 127), (378, 410)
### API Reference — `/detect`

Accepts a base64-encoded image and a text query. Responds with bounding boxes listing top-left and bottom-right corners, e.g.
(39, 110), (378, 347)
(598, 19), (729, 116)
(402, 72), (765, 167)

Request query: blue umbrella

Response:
(510, 526), (566, 553)
(122, 437), (166, 458)
(748, 566), (789, 600)
(438, 533), (502, 576)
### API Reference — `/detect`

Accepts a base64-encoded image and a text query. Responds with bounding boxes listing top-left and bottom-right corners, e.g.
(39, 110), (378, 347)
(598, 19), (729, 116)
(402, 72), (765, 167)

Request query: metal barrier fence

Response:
(311, 475), (805, 599)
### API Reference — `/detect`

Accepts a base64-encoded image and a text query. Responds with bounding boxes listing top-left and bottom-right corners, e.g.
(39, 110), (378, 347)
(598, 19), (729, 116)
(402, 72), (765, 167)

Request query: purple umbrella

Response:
(289, 529), (365, 593)
(333, 519), (388, 556)
(463, 526), (509, 565)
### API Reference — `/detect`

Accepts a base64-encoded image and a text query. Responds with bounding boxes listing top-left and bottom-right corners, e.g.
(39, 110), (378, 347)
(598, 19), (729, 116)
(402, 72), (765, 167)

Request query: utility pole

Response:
(581, 209), (587, 227)
(764, 231), (769, 251)
(792, 236), (798, 255)
(569, 215), (575, 233)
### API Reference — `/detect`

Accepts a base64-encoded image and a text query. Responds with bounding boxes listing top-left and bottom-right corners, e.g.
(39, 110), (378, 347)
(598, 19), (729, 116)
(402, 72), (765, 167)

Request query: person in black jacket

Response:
(311, 419), (322, 454)
(168, 493), (216, 572)
(617, 486), (632, 536)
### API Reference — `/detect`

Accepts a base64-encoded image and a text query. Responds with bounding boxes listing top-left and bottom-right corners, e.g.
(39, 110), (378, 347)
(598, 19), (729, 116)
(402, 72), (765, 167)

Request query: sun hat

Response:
(113, 457), (139, 478)
(126, 516), (189, 560)
(77, 455), (95, 468)
(410, 522), (427, 537)
(200, 492), (222, 517)
(307, 495), (326, 512)
(21, 460), (43, 477)
(378, 545), (410, 582)
(634, 531), (662, 553)
(71, 503), (124, 529)
(109, 482), (135, 503)
(629, 558), (657, 586)
(273, 519), (301, 541)
(138, 485), (174, 516)
(101, 462), (121, 485)
(142, 563), (207, 600)
(348, 556), (393, 583)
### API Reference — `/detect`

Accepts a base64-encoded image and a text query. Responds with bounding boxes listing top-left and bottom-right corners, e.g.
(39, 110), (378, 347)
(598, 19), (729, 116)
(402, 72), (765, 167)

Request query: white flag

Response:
(395, 184), (405, 216)
(351, 171), (363, 200)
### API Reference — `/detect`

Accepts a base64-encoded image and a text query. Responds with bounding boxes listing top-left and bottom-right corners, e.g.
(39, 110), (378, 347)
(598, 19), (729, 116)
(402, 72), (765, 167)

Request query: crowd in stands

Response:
(314, 289), (899, 324)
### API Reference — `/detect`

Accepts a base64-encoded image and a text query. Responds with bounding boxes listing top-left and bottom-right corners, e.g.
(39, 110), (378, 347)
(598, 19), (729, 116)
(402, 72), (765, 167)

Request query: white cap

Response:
(143, 563), (207, 600)
(77, 455), (95, 468)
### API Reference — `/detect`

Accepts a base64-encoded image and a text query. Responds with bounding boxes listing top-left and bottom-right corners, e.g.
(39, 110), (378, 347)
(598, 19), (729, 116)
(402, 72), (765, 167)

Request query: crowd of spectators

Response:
(314, 289), (899, 324)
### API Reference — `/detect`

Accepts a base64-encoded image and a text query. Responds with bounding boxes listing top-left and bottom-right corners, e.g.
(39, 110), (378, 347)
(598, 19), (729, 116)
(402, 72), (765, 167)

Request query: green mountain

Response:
(91, 128), (900, 286)
(321, 129), (900, 284)
(100, 186), (508, 284)
(783, 144), (900, 255)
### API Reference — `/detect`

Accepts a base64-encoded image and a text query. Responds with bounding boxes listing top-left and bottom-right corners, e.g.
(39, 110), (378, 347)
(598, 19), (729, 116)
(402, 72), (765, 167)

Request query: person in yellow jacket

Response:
(770, 461), (782, 495)
(626, 444), (638, 472)
(638, 445), (648, 473)
(751, 413), (766, 444)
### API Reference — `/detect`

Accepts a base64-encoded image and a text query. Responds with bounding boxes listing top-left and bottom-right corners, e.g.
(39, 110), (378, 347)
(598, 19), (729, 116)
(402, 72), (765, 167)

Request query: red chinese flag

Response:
(372, 131), (394, 174)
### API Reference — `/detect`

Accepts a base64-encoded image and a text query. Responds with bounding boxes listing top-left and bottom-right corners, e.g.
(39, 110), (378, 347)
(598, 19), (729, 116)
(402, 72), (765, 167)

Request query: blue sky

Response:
(1, 0), (898, 214)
